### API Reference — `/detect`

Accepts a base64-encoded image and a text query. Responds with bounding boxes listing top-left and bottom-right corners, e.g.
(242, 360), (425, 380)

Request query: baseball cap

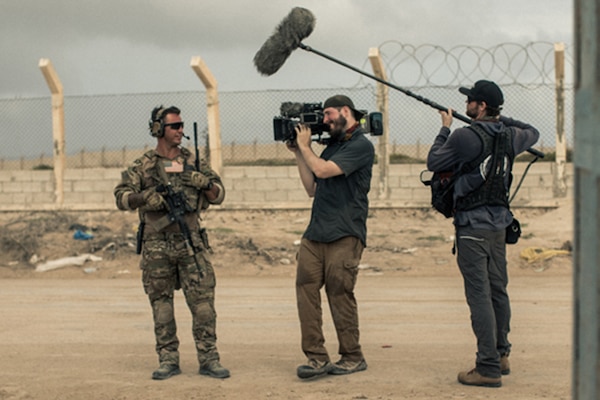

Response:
(459, 80), (504, 108)
(323, 95), (364, 120)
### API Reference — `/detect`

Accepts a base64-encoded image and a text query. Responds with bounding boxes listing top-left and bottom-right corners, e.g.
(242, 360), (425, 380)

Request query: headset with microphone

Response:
(148, 106), (190, 139)
(149, 107), (167, 138)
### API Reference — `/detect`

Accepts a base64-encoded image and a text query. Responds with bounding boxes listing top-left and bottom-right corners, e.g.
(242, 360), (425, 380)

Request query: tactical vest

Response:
(455, 124), (514, 211)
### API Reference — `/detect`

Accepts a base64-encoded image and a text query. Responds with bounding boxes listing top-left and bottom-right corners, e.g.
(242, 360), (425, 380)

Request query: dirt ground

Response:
(0, 201), (574, 399)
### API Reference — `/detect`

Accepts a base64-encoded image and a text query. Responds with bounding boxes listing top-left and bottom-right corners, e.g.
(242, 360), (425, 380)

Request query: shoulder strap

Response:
(465, 124), (494, 170)
(469, 123), (515, 163)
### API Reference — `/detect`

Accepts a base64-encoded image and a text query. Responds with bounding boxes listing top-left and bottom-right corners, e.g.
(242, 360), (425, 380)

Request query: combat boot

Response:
(199, 360), (230, 379)
(151, 363), (181, 380)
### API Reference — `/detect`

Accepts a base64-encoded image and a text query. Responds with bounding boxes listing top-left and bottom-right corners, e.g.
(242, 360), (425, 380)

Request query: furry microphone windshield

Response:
(253, 7), (316, 76)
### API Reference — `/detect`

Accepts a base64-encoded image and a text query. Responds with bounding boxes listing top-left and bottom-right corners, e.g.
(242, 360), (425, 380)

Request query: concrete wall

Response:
(0, 162), (572, 211)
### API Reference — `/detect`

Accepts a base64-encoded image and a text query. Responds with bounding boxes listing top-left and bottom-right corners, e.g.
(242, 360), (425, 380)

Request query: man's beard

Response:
(466, 106), (478, 119)
(328, 114), (347, 141)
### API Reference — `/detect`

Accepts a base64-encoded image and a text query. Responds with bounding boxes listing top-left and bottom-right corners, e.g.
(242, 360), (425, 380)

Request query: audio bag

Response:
(505, 215), (521, 244)
(420, 170), (457, 218)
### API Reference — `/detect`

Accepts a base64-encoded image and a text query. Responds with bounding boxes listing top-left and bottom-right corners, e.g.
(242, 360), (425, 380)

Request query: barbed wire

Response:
(355, 41), (574, 89)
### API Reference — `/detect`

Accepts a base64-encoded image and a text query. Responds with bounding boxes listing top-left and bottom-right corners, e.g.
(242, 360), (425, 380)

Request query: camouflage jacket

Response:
(113, 148), (224, 233)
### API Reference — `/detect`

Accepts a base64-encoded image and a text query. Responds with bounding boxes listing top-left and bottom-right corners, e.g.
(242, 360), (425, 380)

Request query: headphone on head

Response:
(149, 106), (166, 138)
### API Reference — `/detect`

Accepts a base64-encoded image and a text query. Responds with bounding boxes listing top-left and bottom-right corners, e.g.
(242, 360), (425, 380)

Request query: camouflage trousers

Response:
(141, 231), (220, 367)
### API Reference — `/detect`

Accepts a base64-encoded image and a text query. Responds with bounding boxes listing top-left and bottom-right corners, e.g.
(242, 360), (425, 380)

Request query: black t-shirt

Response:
(303, 128), (374, 245)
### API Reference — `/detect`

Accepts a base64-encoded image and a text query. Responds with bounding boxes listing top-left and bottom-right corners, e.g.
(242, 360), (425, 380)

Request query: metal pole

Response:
(573, 0), (600, 398)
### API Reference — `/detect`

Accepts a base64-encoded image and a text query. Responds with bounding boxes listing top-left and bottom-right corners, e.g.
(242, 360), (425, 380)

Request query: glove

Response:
(142, 188), (165, 210)
(181, 170), (211, 189)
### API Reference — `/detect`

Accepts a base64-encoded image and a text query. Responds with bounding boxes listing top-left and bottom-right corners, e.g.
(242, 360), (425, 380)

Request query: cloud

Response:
(0, 0), (573, 97)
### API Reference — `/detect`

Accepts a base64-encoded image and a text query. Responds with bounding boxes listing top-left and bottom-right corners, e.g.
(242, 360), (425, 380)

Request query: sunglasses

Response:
(164, 122), (184, 130)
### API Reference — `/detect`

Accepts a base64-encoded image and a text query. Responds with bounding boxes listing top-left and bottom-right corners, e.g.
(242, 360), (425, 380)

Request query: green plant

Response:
(209, 227), (235, 234)
(224, 159), (296, 166)
(33, 164), (53, 170)
(389, 153), (425, 164)
(417, 235), (445, 242)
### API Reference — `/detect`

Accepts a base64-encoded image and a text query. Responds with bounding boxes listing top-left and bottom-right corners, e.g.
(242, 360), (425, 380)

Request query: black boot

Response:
(152, 363), (181, 380)
(199, 360), (230, 379)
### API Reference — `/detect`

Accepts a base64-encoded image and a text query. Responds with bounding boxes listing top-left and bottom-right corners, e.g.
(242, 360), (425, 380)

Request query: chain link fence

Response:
(0, 42), (573, 170)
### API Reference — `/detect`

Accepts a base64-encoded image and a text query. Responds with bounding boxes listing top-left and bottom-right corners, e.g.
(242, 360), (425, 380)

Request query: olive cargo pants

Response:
(295, 236), (365, 363)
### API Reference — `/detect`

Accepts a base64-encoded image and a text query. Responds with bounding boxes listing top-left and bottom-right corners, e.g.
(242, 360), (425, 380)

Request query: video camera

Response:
(273, 102), (383, 143)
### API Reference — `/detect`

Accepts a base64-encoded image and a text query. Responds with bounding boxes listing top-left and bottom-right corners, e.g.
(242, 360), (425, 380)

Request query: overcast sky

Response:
(1, 0), (573, 98)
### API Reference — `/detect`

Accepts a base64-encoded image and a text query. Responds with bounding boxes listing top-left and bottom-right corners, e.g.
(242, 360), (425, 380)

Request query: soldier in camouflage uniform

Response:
(114, 105), (230, 380)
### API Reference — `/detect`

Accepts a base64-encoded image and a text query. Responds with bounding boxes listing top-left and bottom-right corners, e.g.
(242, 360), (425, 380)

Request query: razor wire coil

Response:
(355, 41), (573, 89)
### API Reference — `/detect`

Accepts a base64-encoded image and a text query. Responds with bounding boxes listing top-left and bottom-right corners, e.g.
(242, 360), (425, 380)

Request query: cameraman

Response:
(427, 81), (539, 387)
(286, 95), (374, 379)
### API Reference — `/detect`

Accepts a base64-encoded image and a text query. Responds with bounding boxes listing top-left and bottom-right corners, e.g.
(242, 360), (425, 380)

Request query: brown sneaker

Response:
(328, 359), (368, 375)
(500, 355), (510, 375)
(458, 368), (502, 388)
(296, 359), (332, 379)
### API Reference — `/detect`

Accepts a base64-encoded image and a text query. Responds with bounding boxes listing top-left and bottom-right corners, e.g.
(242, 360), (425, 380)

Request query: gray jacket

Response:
(427, 116), (540, 230)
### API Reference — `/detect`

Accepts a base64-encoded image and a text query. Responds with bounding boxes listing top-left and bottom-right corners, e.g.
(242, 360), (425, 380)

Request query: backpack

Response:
(420, 124), (510, 218)
(422, 124), (542, 246)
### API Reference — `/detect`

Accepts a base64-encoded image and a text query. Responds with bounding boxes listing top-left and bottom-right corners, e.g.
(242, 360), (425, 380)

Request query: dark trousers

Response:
(456, 226), (512, 378)
(295, 236), (365, 363)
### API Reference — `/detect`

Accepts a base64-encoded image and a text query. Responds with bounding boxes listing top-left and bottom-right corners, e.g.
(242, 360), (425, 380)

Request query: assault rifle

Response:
(155, 182), (204, 277)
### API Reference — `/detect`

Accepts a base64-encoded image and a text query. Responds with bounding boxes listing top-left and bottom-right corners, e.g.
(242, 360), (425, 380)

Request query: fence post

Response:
(368, 47), (390, 200)
(38, 58), (65, 207)
(190, 56), (223, 175)
(101, 146), (106, 167)
(554, 42), (568, 198)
